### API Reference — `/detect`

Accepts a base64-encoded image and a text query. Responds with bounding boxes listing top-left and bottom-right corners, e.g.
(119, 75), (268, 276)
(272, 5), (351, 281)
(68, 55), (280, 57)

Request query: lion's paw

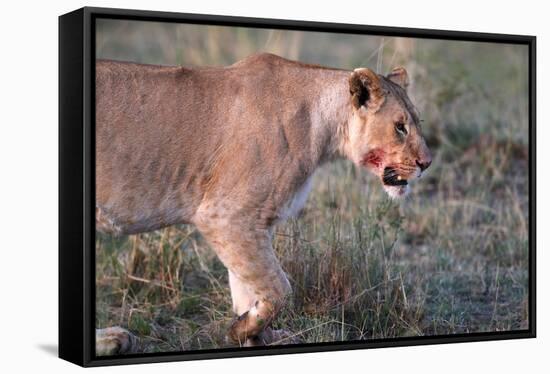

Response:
(243, 328), (302, 347)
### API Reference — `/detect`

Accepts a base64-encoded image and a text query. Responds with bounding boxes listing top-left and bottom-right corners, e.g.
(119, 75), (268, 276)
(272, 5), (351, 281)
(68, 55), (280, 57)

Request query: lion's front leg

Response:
(227, 269), (291, 346)
(197, 221), (293, 346)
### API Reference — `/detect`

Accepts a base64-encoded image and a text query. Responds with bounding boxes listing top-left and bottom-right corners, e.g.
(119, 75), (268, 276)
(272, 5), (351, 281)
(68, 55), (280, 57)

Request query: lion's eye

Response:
(395, 122), (407, 135)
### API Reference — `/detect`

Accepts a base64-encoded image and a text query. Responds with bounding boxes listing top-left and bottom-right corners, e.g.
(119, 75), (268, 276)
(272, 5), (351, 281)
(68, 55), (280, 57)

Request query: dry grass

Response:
(95, 141), (529, 351)
(95, 20), (530, 353)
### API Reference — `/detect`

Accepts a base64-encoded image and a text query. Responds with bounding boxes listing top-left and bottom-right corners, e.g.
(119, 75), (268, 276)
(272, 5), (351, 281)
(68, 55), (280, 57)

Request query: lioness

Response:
(95, 53), (432, 354)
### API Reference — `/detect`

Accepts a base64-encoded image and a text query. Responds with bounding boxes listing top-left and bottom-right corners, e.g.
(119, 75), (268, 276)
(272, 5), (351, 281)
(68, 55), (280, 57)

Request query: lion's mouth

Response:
(382, 167), (408, 186)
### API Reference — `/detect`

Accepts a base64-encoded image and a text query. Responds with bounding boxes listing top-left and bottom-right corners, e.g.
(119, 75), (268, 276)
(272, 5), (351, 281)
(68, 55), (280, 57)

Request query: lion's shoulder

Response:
(230, 53), (345, 72)
(230, 52), (296, 67)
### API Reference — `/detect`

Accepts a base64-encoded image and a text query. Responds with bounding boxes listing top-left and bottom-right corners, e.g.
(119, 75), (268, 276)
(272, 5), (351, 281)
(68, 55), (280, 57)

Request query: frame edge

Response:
(59, 7), (86, 367)
(529, 35), (536, 338)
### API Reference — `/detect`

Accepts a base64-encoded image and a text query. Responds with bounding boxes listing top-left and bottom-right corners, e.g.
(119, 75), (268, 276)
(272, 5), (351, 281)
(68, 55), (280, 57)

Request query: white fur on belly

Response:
(277, 176), (313, 223)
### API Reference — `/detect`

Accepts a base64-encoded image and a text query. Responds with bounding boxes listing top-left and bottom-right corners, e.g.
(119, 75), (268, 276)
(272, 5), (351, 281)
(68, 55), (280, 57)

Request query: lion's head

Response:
(345, 66), (432, 198)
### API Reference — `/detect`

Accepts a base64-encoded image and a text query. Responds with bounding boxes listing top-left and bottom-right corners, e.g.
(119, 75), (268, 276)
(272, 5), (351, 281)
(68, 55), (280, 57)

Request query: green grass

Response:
(95, 21), (529, 353)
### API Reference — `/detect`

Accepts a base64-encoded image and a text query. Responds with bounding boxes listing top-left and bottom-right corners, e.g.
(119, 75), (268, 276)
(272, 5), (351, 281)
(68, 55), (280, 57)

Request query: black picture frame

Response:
(59, 6), (537, 367)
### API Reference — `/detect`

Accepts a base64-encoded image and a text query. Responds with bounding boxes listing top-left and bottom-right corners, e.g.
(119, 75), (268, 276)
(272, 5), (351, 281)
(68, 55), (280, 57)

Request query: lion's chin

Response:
(383, 184), (410, 200)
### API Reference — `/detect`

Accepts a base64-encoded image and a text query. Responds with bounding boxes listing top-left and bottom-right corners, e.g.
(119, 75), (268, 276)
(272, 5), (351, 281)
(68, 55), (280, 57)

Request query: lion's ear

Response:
(349, 68), (384, 111)
(387, 67), (409, 90)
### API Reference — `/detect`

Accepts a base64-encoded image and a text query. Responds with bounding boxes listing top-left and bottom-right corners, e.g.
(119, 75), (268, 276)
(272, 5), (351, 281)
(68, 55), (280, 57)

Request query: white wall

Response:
(0, 0), (546, 372)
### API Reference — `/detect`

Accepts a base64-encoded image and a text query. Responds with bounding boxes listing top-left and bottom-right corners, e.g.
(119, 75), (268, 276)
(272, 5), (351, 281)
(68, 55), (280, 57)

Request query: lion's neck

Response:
(310, 70), (353, 165)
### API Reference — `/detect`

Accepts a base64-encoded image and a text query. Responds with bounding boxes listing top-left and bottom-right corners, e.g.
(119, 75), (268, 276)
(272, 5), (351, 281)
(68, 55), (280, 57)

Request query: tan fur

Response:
(95, 53), (431, 350)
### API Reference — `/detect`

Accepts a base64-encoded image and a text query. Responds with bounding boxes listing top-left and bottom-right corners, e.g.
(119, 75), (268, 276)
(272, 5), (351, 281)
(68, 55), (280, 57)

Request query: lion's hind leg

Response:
(95, 327), (138, 356)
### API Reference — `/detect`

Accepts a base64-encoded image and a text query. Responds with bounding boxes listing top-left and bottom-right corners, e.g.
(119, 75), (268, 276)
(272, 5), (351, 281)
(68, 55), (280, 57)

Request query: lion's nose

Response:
(416, 158), (432, 172)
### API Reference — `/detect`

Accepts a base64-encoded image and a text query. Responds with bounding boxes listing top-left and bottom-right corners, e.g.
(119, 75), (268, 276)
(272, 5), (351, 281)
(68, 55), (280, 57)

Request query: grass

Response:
(95, 21), (530, 353)
(95, 136), (529, 351)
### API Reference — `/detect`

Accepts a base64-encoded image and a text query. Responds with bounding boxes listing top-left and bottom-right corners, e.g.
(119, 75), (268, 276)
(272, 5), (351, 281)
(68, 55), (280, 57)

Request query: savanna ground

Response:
(95, 20), (530, 352)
